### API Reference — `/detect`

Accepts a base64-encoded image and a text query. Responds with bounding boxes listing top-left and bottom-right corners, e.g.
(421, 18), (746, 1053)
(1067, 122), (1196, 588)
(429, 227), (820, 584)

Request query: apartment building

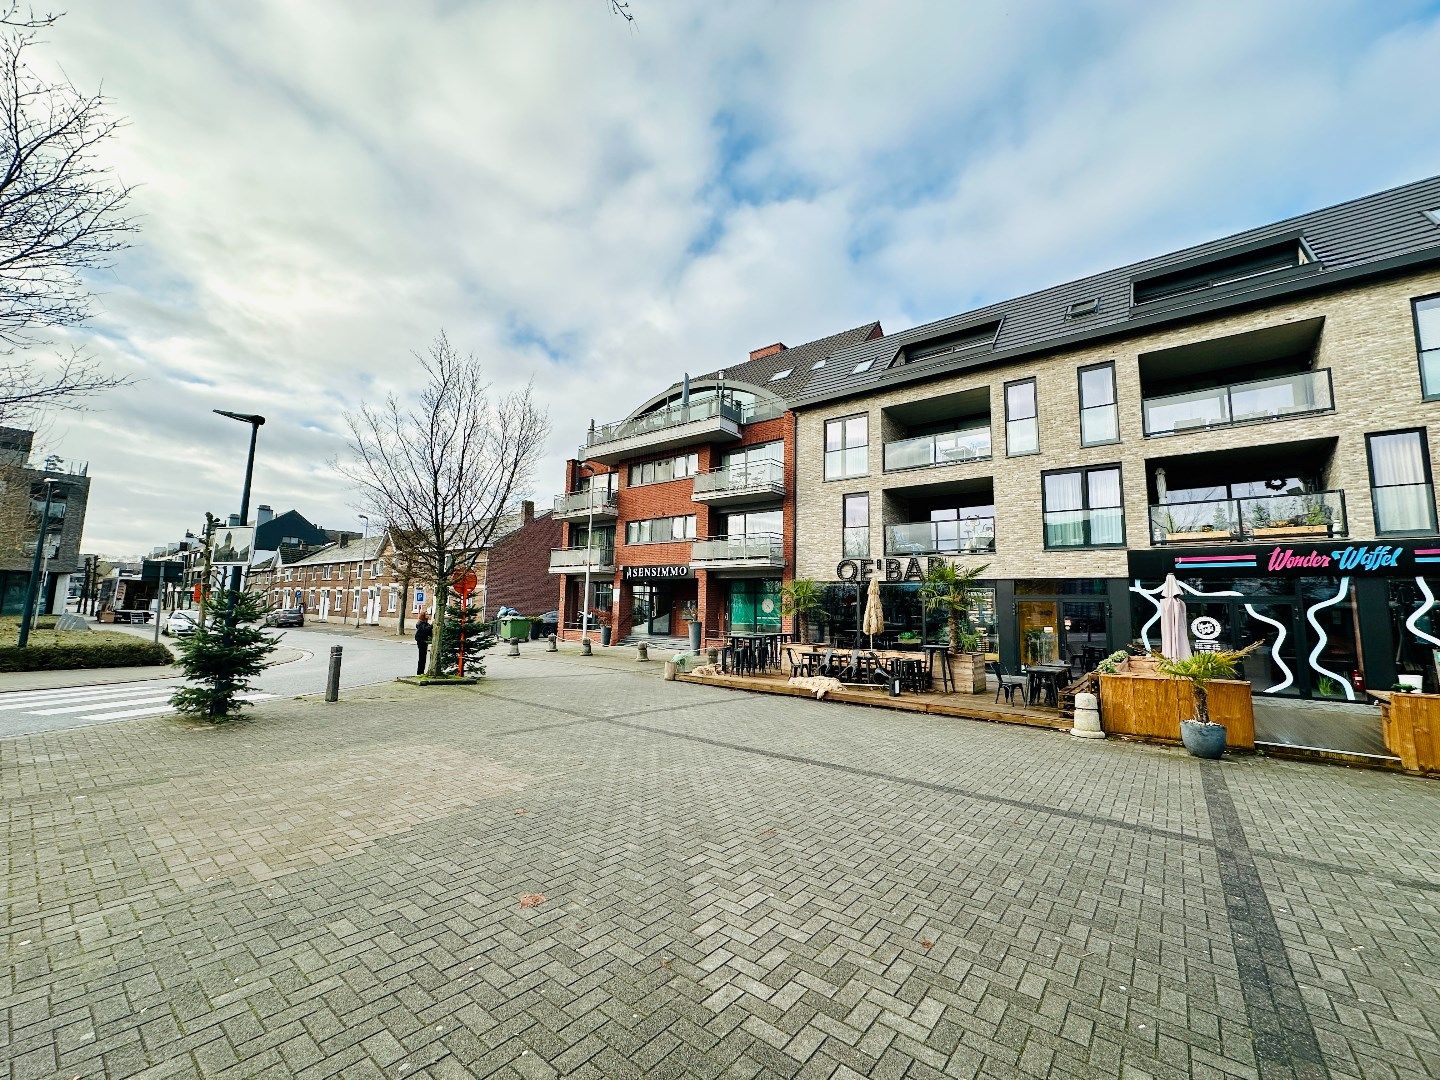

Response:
(790, 174), (1440, 704)
(552, 324), (883, 645)
(0, 427), (92, 615)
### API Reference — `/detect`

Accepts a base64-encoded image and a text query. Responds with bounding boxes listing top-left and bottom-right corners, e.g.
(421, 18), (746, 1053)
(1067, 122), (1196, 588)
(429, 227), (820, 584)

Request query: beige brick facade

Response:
(794, 267), (1440, 582)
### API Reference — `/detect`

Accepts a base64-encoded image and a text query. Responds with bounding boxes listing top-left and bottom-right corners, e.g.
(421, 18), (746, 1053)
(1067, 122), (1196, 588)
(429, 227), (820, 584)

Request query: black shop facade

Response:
(1129, 539), (1440, 700)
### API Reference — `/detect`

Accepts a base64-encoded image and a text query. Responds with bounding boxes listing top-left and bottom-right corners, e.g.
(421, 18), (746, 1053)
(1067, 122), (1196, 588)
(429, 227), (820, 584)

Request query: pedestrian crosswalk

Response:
(0, 681), (274, 727)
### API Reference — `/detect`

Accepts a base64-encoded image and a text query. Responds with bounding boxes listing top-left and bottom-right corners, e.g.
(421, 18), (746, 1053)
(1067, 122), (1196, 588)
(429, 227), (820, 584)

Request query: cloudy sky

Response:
(23, 0), (1440, 555)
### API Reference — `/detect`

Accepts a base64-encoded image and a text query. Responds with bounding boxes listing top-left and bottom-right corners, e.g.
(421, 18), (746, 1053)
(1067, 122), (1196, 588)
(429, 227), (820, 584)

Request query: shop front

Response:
(1130, 539), (1440, 701)
(621, 564), (696, 639)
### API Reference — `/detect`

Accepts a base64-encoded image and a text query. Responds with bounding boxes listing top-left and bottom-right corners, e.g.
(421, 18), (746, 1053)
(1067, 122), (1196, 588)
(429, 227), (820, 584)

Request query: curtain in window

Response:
(1370, 431), (1435, 532)
(1044, 472), (1085, 546)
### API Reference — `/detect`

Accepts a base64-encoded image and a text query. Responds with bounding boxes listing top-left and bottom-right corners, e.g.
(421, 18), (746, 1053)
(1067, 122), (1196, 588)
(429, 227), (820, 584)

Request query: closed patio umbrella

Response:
(863, 575), (885, 649)
(1160, 573), (1192, 661)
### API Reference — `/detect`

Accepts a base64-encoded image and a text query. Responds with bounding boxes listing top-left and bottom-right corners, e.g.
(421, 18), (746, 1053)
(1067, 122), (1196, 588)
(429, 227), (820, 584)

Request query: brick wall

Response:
(485, 507), (562, 615)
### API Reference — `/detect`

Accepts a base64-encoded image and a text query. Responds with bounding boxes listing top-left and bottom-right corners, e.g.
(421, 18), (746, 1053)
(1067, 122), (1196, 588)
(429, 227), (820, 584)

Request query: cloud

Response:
(17, 0), (1440, 555)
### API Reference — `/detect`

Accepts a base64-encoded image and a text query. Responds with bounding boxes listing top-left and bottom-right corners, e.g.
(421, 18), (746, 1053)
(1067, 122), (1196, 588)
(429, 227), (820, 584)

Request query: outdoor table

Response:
(921, 644), (954, 693)
(1027, 664), (1069, 708)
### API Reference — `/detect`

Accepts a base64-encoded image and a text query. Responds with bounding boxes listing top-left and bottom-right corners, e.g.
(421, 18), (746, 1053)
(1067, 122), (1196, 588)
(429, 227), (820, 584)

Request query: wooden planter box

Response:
(944, 651), (987, 694)
(1252, 524), (1329, 539)
(1166, 529), (1233, 543)
(1378, 691), (1440, 774)
(1098, 671), (1255, 749)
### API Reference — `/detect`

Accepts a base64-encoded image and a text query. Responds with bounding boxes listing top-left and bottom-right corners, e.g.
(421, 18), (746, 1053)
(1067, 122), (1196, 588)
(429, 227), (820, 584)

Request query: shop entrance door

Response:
(728, 579), (781, 634)
(1061, 601), (1108, 677)
(630, 584), (670, 637)
(1234, 599), (1305, 698)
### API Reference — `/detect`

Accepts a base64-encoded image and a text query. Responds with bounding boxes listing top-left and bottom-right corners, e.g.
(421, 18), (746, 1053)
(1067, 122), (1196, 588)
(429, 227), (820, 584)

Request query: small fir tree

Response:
(436, 599), (493, 676)
(170, 590), (280, 721)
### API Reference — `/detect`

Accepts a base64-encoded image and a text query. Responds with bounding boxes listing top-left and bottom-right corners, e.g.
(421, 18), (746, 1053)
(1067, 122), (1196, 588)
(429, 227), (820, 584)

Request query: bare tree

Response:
(0, 7), (135, 421)
(335, 332), (549, 676)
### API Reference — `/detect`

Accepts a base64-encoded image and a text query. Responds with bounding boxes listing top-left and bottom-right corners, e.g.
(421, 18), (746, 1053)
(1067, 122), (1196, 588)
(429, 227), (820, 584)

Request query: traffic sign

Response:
(452, 568), (478, 595)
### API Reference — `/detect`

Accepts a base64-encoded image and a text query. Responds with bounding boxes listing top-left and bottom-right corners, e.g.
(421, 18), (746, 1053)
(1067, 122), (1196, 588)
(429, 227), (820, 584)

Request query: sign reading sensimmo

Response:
(621, 564), (692, 582)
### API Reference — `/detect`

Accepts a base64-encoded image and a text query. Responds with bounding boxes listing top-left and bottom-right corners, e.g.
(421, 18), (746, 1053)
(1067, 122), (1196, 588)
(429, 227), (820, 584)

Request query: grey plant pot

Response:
(1180, 719), (1227, 759)
(688, 622), (702, 654)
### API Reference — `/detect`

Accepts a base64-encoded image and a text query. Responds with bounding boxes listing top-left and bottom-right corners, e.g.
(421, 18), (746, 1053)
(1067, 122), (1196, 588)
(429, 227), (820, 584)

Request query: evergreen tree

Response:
(436, 599), (493, 676)
(170, 590), (279, 721)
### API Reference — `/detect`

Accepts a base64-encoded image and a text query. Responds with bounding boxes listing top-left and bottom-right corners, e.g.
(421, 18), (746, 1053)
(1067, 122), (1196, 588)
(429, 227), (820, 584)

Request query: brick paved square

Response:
(3, 649), (1439, 1078)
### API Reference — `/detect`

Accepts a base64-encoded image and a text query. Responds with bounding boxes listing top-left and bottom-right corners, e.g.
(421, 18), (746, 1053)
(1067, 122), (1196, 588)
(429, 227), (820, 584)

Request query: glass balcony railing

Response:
(691, 534), (783, 563)
(548, 545), (615, 572)
(1142, 369), (1333, 437)
(1372, 483), (1438, 536)
(885, 518), (996, 555)
(587, 397), (746, 447)
(692, 459), (785, 497)
(1043, 508), (1126, 549)
(883, 426), (992, 471)
(1149, 490), (1349, 544)
(553, 489), (618, 517)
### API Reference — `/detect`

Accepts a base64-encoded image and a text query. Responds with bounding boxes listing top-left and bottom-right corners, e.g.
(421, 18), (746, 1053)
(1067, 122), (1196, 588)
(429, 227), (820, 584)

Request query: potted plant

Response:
(594, 607), (613, 647)
(920, 561), (989, 693)
(1157, 643), (1259, 758)
(678, 601), (701, 654)
(780, 579), (824, 645)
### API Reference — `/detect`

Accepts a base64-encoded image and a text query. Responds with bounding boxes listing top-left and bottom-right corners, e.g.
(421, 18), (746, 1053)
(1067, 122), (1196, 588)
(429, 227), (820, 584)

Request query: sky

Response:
(19, 0), (1440, 556)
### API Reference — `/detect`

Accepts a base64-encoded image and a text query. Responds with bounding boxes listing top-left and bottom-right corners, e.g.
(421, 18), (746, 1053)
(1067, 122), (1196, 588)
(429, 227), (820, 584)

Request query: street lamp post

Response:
(576, 463), (602, 646)
(213, 410), (265, 624)
(17, 478), (63, 648)
(355, 514), (370, 627)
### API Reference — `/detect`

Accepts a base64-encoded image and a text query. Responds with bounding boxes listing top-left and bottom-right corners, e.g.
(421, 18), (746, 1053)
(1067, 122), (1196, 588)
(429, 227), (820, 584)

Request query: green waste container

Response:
(498, 617), (531, 641)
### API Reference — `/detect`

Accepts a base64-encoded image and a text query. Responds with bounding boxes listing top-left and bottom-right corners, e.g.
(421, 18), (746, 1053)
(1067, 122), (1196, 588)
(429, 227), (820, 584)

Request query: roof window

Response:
(894, 319), (1001, 367)
(1426, 209), (1440, 226)
(853, 359), (875, 374)
(811, 358), (826, 370)
(769, 368), (793, 382)
(1066, 298), (1099, 319)
(1132, 236), (1311, 306)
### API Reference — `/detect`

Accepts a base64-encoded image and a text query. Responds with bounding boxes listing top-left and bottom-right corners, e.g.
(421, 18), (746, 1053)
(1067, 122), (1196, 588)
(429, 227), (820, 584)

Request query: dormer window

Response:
(1132, 236), (1313, 306)
(895, 319), (1001, 367)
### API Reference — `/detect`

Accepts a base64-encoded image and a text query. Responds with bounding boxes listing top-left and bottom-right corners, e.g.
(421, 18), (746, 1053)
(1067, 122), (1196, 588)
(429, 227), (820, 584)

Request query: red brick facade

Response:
(484, 503), (562, 615)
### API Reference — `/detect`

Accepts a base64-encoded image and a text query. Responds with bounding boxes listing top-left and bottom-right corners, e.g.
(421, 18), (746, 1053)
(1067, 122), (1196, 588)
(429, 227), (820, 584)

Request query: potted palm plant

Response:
(1157, 643), (1259, 758)
(780, 579), (823, 645)
(920, 561), (989, 693)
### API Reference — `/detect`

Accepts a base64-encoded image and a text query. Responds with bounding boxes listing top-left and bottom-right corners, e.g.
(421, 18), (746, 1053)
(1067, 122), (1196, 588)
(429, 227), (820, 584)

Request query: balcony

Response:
(885, 518), (996, 556)
(553, 489), (618, 521)
(691, 460), (785, 506)
(884, 426), (992, 472)
(547, 545), (616, 575)
(690, 534), (784, 570)
(583, 399), (744, 465)
(1142, 369), (1333, 437)
(1149, 490), (1348, 545)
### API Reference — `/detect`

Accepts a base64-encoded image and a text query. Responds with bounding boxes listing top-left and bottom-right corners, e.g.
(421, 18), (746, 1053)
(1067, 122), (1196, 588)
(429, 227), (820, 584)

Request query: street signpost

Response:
(451, 568), (478, 677)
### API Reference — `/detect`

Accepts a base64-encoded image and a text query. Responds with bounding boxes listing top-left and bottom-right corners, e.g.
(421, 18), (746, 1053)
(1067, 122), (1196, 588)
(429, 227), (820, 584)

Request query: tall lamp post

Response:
(576, 462), (603, 645)
(213, 410), (265, 621)
(354, 514), (370, 627)
(17, 477), (64, 648)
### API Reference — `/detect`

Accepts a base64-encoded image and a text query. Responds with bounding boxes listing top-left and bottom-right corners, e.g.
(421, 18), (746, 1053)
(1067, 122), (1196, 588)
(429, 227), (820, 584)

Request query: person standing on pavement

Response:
(414, 610), (433, 675)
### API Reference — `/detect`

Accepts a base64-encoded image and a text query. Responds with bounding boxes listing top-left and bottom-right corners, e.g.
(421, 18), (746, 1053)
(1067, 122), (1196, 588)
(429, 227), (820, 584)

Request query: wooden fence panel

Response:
(1098, 673), (1255, 749)
(1384, 693), (1440, 773)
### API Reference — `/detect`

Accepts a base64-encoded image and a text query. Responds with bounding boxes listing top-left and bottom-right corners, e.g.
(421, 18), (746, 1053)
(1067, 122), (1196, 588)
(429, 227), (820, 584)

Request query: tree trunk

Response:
(397, 575), (410, 637)
(428, 575), (448, 676)
(948, 610), (960, 654)
(1193, 683), (1211, 724)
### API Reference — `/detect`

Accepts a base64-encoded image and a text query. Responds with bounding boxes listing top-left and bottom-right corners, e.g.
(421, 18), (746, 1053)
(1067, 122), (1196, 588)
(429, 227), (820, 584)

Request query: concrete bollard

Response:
(663, 659), (677, 681)
(325, 645), (342, 701)
(581, 639), (592, 656)
(636, 642), (649, 662)
(1070, 691), (1105, 739)
(507, 638), (520, 657)
(546, 634), (557, 653)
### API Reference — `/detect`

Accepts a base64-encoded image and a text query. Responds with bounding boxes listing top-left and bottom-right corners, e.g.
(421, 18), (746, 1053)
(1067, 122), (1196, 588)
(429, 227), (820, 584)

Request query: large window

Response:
(628, 453), (699, 486)
(1415, 295), (1440, 399)
(1043, 466), (1125, 548)
(1005, 378), (1038, 456)
(625, 515), (697, 544)
(825, 415), (868, 479)
(843, 493), (869, 557)
(723, 509), (782, 538)
(1367, 429), (1438, 535)
(721, 441), (783, 471)
(1078, 363), (1119, 446)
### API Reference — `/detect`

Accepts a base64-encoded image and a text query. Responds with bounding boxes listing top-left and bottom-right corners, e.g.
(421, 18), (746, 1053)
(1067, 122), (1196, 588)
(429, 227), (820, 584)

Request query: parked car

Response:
(265, 607), (305, 628)
(535, 609), (559, 637)
(164, 610), (198, 637)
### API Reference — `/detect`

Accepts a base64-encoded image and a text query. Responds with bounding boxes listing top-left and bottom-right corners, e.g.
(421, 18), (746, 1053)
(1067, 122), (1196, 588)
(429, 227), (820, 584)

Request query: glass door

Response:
(1061, 601), (1108, 676)
(1016, 600), (1060, 666)
(1234, 600), (1304, 698)
(728, 579), (782, 633)
(630, 584), (671, 637)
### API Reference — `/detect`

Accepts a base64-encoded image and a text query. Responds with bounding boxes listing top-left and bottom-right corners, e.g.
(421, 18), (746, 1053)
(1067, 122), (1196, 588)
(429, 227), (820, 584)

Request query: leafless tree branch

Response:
(332, 331), (550, 675)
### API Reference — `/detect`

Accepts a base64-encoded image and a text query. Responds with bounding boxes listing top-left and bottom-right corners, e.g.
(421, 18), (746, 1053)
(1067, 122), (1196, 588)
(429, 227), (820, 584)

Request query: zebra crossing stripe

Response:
(33, 694), (175, 716)
(0, 685), (180, 711)
(81, 693), (275, 724)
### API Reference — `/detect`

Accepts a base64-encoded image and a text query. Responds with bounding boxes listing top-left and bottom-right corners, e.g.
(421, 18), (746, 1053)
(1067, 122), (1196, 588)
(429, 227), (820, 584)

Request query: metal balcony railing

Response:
(884, 518), (996, 555)
(548, 545), (616, 572)
(690, 534), (783, 564)
(692, 460), (785, 498)
(1149, 489), (1348, 544)
(553, 489), (618, 518)
(1142, 369), (1333, 437)
(587, 398), (746, 448)
(883, 426), (992, 471)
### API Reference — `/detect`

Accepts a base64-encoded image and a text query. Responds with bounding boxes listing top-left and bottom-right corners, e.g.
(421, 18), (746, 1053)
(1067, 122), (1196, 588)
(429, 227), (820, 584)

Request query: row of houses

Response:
(549, 172), (1440, 708)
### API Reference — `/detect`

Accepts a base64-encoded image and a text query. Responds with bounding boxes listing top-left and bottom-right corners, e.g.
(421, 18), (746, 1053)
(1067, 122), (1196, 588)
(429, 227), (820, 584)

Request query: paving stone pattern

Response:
(3, 650), (1439, 1079)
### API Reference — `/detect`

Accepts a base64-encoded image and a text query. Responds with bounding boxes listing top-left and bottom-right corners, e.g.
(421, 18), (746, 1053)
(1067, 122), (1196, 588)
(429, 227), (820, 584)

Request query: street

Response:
(3, 647), (1438, 1078)
(0, 623), (415, 738)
